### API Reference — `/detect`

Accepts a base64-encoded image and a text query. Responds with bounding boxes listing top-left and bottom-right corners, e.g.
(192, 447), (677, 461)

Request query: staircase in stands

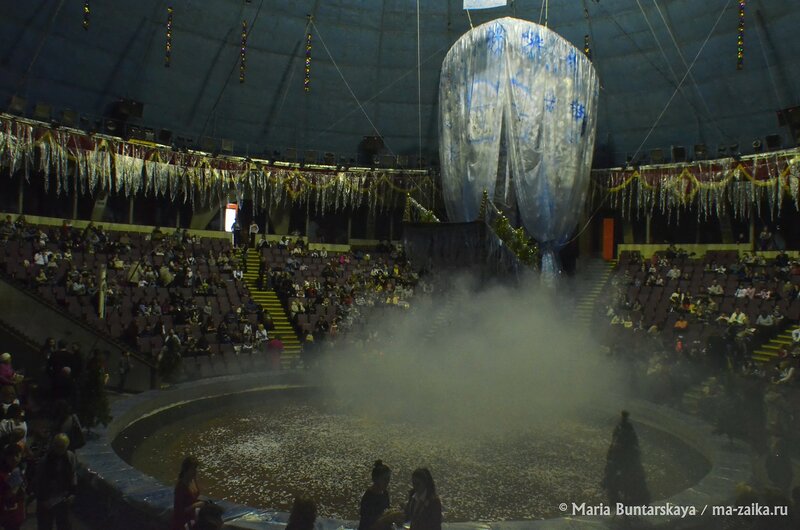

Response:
(572, 258), (617, 327)
(752, 324), (796, 363)
(240, 249), (302, 364)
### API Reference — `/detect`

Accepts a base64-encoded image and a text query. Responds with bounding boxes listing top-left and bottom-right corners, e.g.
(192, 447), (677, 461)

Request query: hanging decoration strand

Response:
(737, 1), (745, 70)
(164, 6), (174, 67)
(583, 34), (592, 60)
(304, 18), (312, 92)
(239, 20), (248, 83)
(82, 1), (90, 30)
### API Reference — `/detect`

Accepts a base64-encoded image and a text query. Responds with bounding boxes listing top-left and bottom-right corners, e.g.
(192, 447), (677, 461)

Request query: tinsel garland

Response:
(0, 117), (435, 217)
(590, 152), (800, 221)
(405, 196), (440, 223)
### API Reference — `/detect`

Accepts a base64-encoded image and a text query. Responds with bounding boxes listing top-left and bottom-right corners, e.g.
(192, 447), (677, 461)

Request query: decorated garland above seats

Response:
(589, 149), (800, 220)
(0, 115), (436, 215)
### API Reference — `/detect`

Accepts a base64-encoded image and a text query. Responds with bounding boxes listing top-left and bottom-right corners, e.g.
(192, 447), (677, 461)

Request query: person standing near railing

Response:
(231, 218), (241, 248)
(248, 221), (259, 249)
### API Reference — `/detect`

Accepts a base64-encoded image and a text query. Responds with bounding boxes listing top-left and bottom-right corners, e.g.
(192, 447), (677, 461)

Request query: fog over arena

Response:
(318, 273), (628, 434)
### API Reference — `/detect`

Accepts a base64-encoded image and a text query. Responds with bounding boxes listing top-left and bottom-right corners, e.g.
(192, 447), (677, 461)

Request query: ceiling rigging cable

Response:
(416, 0), (423, 166)
(311, 19), (395, 156)
(308, 43), (449, 145)
(649, 0), (732, 141)
(751, 10), (789, 112)
(16, 0), (66, 93)
(270, 17), (312, 130)
(629, 0), (733, 164)
(538, 0), (549, 27)
(199, 0), (265, 139)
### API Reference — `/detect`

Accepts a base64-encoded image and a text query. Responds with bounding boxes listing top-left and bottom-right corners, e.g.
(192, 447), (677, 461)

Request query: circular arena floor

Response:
(82, 372), (752, 530)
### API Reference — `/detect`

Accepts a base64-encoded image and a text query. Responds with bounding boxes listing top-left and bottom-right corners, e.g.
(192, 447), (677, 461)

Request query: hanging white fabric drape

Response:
(440, 18), (599, 274)
(439, 22), (508, 222)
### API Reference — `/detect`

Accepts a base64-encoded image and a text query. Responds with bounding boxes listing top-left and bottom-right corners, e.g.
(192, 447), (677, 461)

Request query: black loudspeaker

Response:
(199, 137), (217, 153)
(104, 119), (120, 135)
(358, 135), (384, 165)
(8, 96), (26, 115)
(765, 134), (782, 150)
(119, 98), (143, 118)
(778, 107), (800, 146)
(777, 106), (800, 127)
(650, 148), (664, 164)
(61, 109), (78, 127)
(693, 144), (708, 160)
(33, 103), (51, 121)
(126, 124), (143, 140)
(671, 145), (687, 163)
(158, 129), (173, 145)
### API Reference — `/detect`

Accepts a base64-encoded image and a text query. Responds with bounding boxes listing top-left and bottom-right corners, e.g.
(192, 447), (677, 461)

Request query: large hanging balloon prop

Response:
(440, 17), (599, 278)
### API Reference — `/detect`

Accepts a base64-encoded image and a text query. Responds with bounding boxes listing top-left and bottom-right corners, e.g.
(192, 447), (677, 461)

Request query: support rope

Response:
(311, 20), (395, 156)
(650, 0), (731, 141)
(417, 0), (423, 166)
(629, 0), (732, 164)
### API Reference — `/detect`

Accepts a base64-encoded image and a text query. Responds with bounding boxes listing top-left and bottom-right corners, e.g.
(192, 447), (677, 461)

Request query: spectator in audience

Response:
(35, 433), (77, 530)
(286, 497), (317, 530)
(196, 502), (225, 530)
(666, 265), (681, 280)
(707, 280), (723, 296)
(172, 456), (204, 530)
(248, 220), (260, 249)
(756, 311), (775, 339)
(0, 404), (27, 447)
(775, 360), (797, 385)
(359, 460), (392, 530)
(117, 351), (132, 392)
(254, 324), (269, 347)
(231, 218), (241, 248)
(151, 226), (164, 242)
(0, 387), (19, 418)
(0, 443), (25, 530)
(267, 335), (284, 369)
(758, 226), (772, 251)
(0, 354), (21, 386)
(404, 468), (441, 530)
(79, 350), (111, 429)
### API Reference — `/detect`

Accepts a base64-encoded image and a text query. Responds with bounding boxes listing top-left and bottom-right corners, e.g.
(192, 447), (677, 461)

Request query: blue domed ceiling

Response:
(1, 0), (799, 166)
